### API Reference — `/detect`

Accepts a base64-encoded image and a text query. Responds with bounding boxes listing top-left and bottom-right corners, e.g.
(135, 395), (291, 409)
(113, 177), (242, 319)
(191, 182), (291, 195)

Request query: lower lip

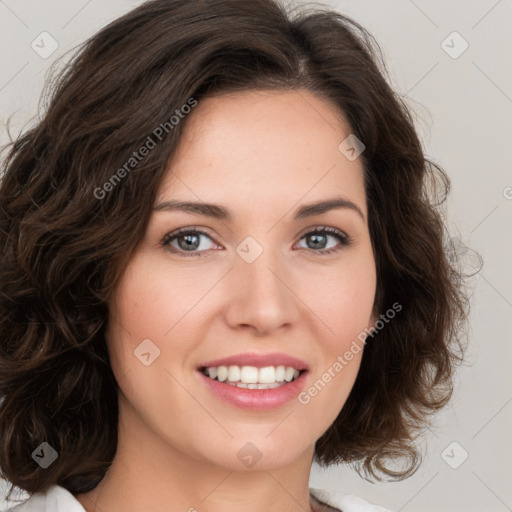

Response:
(197, 370), (308, 410)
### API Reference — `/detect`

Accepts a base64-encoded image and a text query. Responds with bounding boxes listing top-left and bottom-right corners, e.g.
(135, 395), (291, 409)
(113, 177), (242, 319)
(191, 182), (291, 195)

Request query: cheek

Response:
(302, 251), (375, 406)
(104, 257), (168, 381)
(298, 266), (373, 424)
(105, 254), (212, 399)
(109, 255), (203, 342)
(104, 260), (199, 440)
(308, 251), (377, 340)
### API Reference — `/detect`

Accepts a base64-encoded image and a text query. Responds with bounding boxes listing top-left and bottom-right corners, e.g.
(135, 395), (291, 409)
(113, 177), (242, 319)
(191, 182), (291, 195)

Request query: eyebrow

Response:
(153, 197), (365, 222)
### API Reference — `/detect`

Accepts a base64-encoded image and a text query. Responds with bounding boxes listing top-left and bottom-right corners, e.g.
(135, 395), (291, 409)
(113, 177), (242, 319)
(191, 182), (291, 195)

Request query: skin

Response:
(75, 88), (378, 512)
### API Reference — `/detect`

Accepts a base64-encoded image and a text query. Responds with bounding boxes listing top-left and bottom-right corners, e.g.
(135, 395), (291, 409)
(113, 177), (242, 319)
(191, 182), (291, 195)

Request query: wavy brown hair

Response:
(0, 0), (470, 501)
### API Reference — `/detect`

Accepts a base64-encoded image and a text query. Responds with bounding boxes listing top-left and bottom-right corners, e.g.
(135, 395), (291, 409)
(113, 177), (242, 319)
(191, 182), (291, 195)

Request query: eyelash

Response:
(160, 226), (352, 258)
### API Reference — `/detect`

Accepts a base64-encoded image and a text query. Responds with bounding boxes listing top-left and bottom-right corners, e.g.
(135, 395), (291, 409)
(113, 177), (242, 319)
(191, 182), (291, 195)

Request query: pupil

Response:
(180, 234), (199, 250)
(309, 233), (326, 249)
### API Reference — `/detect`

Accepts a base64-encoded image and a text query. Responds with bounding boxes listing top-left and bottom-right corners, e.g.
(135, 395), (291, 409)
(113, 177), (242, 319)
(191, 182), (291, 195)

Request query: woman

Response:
(0, 1), (468, 511)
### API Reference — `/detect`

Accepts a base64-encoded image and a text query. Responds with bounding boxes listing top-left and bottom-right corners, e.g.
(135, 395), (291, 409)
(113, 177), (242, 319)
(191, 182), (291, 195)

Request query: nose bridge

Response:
(235, 233), (284, 298)
(224, 232), (299, 333)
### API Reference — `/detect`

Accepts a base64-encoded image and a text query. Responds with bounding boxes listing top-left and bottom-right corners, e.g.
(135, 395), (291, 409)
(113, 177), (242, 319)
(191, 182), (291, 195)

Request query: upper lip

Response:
(199, 352), (308, 370)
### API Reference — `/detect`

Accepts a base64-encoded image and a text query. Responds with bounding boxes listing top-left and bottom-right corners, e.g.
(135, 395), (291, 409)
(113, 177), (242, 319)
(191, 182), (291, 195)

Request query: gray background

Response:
(0, 1), (511, 511)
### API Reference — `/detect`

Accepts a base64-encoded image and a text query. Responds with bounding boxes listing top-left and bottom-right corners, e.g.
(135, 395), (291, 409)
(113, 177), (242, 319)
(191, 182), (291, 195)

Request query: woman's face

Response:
(106, 89), (377, 472)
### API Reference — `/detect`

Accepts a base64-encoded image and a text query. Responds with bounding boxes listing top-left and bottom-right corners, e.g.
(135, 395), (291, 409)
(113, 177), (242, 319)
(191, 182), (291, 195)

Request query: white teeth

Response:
(284, 367), (295, 382)
(240, 366), (258, 383)
(227, 366), (240, 382)
(258, 366), (275, 383)
(202, 364), (303, 386)
(217, 366), (228, 382)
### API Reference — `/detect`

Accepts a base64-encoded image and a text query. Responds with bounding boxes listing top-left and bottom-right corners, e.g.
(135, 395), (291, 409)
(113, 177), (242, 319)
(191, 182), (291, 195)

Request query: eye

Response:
(160, 226), (352, 257)
(295, 227), (352, 255)
(161, 227), (218, 257)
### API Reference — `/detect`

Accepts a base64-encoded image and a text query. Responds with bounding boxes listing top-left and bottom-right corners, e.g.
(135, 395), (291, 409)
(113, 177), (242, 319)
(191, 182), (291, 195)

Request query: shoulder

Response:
(310, 487), (393, 512)
(4, 484), (86, 512)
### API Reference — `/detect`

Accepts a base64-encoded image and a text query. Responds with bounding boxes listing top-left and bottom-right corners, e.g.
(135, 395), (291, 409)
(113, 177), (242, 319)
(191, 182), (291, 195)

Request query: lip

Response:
(198, 352), (309, 371)
(197, 369), (309, 410)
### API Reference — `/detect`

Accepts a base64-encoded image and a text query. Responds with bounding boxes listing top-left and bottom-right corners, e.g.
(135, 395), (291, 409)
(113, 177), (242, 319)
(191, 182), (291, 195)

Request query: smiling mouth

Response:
(199, 365), (306, 390)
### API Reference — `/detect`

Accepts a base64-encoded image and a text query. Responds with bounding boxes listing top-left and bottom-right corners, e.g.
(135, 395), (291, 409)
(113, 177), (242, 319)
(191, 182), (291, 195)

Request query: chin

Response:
(206, 434), (311, 472)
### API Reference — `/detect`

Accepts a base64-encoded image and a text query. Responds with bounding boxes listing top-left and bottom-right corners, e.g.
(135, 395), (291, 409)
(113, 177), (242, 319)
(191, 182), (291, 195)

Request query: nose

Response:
(224, 244), (301, 336)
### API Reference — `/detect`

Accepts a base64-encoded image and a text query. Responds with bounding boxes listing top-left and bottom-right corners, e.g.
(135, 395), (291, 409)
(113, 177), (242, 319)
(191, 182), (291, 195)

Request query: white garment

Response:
(4, 484), (392, 511)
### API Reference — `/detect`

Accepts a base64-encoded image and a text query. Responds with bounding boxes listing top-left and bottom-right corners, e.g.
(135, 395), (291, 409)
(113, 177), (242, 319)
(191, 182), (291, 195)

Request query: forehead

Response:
(157, 89), (367, 220)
